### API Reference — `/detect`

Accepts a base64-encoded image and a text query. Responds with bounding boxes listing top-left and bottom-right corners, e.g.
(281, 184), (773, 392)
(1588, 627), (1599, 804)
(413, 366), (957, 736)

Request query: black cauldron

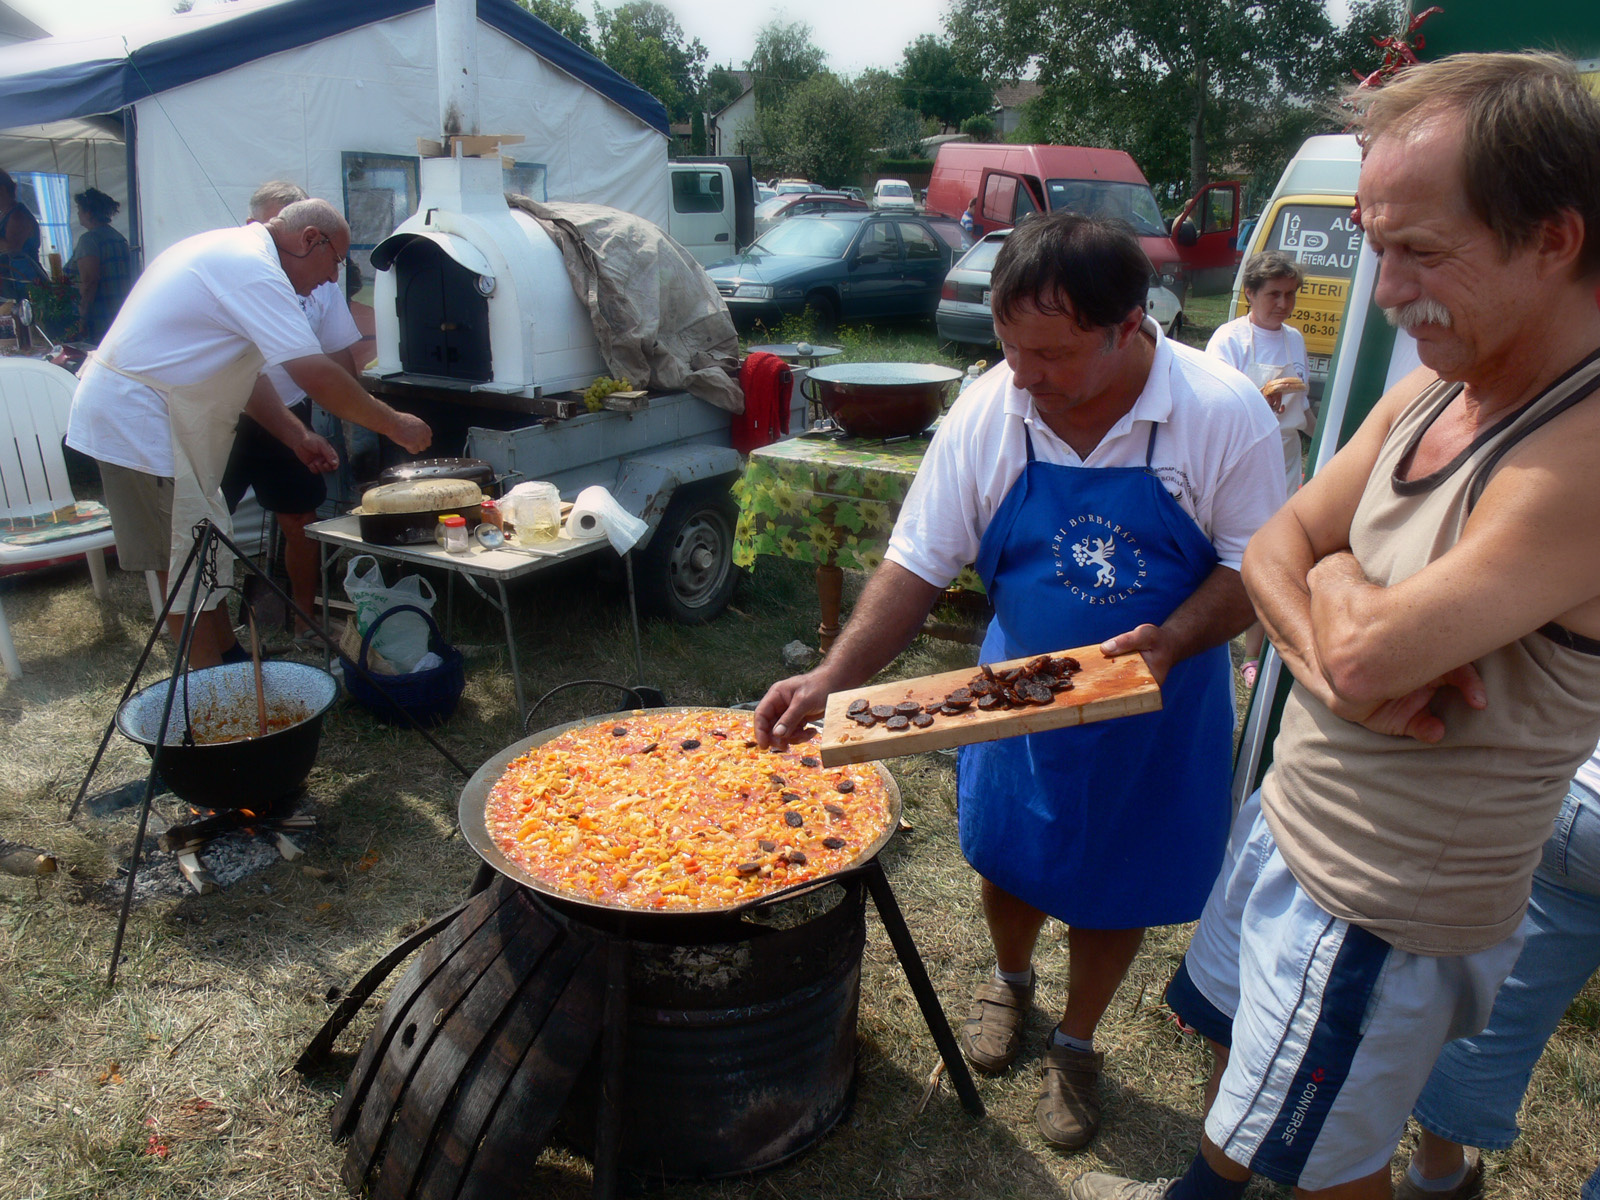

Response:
(115, 661), (339, 811)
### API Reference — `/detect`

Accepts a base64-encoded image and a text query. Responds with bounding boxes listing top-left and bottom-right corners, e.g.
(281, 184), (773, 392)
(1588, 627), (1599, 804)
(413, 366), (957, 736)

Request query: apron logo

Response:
(1071, 536), (1117, 587)
(1052, 516), (1148, 606)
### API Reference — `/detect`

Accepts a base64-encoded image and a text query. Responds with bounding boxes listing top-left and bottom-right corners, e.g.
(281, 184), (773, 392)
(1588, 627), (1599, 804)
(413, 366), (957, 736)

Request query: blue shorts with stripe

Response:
(1165, 790), (1524, 1191)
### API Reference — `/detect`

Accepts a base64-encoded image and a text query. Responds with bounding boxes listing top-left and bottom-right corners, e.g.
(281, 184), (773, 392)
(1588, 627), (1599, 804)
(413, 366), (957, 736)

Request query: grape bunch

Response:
(582, 376), (633, 413)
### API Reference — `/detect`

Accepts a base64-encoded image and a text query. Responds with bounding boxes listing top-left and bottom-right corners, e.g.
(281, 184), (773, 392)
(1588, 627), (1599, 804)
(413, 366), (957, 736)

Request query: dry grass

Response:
(1, 516), (1597, 1200)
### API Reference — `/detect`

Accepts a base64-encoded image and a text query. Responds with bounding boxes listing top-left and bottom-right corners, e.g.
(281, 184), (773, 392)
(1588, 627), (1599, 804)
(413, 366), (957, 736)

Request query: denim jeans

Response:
(1410, 780), (1600, 1154)
(1585, 1161), (1600, 1200)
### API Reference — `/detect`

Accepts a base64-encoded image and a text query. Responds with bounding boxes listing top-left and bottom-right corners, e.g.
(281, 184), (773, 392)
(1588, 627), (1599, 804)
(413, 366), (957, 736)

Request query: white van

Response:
(873, 179), (917, 211)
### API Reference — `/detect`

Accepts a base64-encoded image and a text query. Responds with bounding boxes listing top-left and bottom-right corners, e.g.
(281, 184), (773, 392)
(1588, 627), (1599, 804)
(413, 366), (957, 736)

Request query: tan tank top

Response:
(1263, 350), (1600, 955)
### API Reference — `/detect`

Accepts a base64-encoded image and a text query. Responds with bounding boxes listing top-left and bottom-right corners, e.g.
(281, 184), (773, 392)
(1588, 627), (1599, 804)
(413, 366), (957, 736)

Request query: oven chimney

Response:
(436, 0), (480, 139)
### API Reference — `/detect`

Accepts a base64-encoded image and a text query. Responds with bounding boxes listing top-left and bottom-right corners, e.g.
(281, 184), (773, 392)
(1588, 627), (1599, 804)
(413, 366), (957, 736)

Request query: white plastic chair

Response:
(0, 358), (117, 678)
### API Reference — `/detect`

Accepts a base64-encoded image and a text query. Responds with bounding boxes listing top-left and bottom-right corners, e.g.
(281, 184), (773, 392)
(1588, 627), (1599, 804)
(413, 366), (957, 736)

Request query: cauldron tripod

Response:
(68, 519), (473, 988)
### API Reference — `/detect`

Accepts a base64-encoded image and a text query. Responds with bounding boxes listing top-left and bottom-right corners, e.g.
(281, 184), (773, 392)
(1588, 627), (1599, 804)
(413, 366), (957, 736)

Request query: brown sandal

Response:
(1036, 1040), (1104, 1150)
(959, 974), (1035, 1073)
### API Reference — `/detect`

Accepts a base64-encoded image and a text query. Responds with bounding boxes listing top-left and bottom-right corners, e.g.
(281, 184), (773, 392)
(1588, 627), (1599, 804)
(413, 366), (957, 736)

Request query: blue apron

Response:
(957, 421), (1234, 928)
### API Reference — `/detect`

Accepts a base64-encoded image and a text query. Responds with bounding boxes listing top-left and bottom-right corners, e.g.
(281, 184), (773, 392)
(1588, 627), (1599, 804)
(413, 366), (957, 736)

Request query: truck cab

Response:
(666, 158), (756, 266)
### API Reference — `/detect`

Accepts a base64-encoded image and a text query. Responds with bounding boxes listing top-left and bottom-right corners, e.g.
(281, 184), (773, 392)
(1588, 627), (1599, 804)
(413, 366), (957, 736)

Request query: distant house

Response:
(991, 81), (1043, 137)
(707, 71), (759, 157)
(0, 0), (46, 47)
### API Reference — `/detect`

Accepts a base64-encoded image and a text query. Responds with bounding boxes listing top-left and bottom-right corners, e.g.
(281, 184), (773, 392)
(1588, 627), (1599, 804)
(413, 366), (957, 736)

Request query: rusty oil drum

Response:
(558, 880), (866, 1177)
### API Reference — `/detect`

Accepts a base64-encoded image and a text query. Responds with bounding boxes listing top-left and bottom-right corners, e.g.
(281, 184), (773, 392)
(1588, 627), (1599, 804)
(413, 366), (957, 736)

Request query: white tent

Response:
(0, 0), (670, 272)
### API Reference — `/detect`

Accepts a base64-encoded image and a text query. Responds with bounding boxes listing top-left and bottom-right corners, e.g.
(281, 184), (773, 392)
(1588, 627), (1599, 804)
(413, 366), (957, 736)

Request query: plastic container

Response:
(435, 513), (461, 546)
(505, 481), (562, 546)
(441, 514), (469, 553)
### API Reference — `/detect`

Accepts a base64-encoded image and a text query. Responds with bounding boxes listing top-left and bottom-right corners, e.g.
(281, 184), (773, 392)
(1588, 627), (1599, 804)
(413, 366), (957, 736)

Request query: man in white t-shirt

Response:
(756, 213), (1284, 1151)
(66, 199), (431, 667)
(1206, 250), (1318, 689)
(221, 181), (365, 644)
(1205, 250), (1316, 497)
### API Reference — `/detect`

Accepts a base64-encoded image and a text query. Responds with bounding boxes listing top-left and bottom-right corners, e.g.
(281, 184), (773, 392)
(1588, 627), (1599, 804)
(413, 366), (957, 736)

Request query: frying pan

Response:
(458, 707), (901, 917)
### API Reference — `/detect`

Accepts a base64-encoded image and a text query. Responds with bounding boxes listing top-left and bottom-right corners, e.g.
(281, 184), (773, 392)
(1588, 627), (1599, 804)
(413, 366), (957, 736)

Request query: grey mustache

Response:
(1384, 297), (1453, 329)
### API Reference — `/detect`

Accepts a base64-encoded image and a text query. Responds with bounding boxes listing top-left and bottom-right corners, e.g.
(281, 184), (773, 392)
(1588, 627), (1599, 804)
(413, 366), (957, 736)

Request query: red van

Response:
(926, 143), (1242, 296)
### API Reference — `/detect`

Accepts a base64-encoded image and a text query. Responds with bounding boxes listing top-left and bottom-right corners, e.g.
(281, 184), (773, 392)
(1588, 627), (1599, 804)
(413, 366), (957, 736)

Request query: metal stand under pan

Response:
(298, 861), (981, 1200)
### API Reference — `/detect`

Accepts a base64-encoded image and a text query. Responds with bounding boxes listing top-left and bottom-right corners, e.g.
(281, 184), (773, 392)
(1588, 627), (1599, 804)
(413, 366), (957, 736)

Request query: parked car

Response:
(922, 214), (976, 254)
(753, 192), (870, 237)
(757, 183), (777, 203)
(840, 186), (865, 202)
(708, 211), (958, 333)
(936, 229), (1184, 346)
(774, 179), (816, 195)
(873, 178), (917, 211)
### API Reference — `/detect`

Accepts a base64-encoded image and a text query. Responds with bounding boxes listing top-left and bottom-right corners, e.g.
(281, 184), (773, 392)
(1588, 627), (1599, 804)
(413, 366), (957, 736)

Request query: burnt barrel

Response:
(561, 879), (867, 1178)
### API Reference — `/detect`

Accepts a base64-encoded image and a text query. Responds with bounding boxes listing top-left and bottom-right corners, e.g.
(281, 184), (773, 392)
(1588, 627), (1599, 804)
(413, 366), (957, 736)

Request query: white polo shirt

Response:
(886, 319), (1286, 587)
(264, 279), (362, 407)
(66, 223), (321, 477)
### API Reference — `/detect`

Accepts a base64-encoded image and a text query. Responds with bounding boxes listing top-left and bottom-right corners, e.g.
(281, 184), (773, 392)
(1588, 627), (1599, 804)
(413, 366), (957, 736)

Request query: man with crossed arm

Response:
(1076, 51), (1600, 1200)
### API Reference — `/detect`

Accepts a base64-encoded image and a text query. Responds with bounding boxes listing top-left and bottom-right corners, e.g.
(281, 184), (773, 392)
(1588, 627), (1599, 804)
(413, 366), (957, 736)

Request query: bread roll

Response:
(361, 478), (483, 514)
(1261, 376), (1308, 399)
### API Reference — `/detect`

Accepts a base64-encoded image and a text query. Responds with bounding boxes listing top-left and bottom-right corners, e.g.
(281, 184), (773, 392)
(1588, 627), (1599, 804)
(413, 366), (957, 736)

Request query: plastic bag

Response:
(343, 555), (437, 672)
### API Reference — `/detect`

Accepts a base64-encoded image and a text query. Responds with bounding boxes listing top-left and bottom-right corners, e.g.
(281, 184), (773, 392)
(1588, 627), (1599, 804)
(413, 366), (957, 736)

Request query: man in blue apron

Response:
(757, 212), (1285, 1150)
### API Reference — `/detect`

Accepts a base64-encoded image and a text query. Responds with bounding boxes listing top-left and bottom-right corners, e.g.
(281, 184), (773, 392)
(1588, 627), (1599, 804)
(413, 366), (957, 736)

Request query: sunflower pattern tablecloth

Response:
(732, 432), (985, 593)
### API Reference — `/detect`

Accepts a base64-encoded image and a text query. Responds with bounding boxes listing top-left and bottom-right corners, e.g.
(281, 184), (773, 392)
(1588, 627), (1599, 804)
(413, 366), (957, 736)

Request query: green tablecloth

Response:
(733, 432), (985, 592)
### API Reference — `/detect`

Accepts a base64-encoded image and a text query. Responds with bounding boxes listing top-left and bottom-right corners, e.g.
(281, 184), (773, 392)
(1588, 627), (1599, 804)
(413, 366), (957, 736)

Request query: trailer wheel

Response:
(636, 485), (740, 624)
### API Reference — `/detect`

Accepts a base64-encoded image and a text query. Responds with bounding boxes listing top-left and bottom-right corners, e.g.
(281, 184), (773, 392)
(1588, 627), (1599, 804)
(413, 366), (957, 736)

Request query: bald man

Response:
(67, 200), (431, 666)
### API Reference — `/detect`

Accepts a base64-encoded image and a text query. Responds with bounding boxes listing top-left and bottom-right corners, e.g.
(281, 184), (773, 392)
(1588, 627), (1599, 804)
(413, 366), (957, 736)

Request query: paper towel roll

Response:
(562, 485), (648, 554)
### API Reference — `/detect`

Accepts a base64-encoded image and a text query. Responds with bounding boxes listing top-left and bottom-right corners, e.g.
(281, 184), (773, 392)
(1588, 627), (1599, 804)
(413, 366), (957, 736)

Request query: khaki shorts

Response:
(97, 460), (173, 573)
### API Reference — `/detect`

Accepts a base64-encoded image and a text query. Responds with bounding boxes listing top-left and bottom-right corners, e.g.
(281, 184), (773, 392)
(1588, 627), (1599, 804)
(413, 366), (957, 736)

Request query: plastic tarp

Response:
(507, 196), (743, 414)
(0, 0), (666, 135)
(0, 0), (669, 261)
(0, 120), (130, 240)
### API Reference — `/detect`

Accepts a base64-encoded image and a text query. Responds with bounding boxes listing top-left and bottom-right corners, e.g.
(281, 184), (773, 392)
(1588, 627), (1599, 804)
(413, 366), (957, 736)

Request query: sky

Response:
(7, 0), (951, 76)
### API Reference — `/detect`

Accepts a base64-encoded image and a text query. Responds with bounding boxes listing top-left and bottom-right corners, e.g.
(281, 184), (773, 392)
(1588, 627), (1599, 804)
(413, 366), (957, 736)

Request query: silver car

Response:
(936, 230), (1185, 346)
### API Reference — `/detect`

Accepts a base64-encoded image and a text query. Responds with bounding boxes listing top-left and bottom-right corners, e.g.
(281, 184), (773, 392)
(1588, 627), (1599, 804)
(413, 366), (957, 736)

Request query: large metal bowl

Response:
(116, 662), (339, 811)
(800, 362), (962, 439)
(459, 707), (900, 917)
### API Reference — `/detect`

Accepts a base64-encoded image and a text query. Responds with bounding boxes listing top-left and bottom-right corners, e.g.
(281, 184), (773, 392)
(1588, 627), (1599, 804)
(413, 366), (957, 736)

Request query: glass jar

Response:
(441, 514), (469, 553)
(505, 482), (562, 545)
(479, 499), (503, 530)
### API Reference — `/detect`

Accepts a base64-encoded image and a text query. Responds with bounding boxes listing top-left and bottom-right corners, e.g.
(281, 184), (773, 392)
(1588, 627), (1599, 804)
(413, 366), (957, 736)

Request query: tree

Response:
(853, 69), (933, 160)
(595, 2), (708, 124)
(948, 0), (1405, 198)
(703, 64), (747, 117)
(764, 74), (874, 187)
(960, 113), (997, 142)
(514, 0), (594, 55)
(900, 35), (992, 132)
(747, 20), (827, 112)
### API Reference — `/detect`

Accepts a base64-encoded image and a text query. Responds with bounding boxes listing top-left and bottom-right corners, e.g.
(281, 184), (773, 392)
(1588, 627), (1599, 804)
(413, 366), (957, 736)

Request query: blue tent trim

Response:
(0, 0), (668, 135)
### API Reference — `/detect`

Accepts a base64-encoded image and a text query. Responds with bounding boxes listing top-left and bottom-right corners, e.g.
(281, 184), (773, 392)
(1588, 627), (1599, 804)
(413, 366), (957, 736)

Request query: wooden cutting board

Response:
(816, 645), (1161, 767)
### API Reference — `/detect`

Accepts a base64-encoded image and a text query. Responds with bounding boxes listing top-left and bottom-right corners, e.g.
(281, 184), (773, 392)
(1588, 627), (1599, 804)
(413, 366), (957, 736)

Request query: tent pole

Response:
(121, 105), (142, 271)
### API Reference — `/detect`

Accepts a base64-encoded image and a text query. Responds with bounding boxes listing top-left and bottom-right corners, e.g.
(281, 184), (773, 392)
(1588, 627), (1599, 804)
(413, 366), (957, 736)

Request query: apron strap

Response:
(1023, 420), (1036, 463)
(1144, 420), (1158, 469)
